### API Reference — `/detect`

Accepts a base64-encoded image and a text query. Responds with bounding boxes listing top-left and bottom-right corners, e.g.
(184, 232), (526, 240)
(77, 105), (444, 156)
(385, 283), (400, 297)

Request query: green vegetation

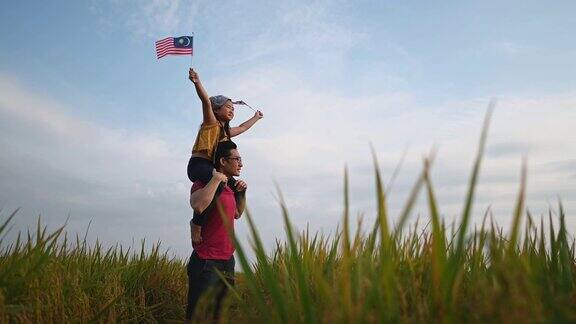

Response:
(1, 107), (575, 322)
(0, 212), (187, 322)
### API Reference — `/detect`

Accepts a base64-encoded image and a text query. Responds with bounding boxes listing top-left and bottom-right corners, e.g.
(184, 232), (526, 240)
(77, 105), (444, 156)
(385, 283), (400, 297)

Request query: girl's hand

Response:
(254, 110), (264, 119)
(189, 68), (200, 84)
(235, 179), (248, 192)
(212, 169), (228, 183)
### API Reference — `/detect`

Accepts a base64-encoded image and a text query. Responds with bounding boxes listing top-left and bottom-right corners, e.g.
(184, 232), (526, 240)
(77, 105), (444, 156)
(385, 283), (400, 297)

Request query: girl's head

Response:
(210, 95), (234, 122)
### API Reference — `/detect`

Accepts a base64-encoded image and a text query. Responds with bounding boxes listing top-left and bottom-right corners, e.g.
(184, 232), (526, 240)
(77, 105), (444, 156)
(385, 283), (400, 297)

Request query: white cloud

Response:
(210, 65), (576, 242)
(0, 74), (191, 254)
(492, 41), (523, 56)
(91, 0), (203, 39)
(126, 0), (182, 38)
(2, 61), (576, 261)
(3, 1), (576, 261)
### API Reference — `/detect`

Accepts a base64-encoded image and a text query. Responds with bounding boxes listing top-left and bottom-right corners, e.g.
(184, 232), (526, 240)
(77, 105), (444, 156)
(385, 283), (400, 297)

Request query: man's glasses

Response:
(226, 156), (242, 163)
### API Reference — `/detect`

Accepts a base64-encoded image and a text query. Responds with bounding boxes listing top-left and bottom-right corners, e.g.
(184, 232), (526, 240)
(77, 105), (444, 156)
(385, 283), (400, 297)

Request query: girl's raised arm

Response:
(229, 110), (264, 137)
(189, 68), (217, 125)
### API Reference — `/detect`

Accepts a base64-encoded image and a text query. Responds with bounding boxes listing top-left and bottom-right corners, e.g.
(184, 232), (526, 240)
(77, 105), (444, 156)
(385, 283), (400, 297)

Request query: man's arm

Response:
(229, 110), (263, 137)
(189, 68), (218, 125)
(190, 171), (227, 213)
(189, 218), (196, 244)
(233, 180), (248, 219)
(235, 193), (246, 219)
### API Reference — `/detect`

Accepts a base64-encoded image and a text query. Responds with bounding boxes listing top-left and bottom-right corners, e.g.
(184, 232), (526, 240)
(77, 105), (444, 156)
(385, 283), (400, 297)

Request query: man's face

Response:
(220, 149), (242, 177)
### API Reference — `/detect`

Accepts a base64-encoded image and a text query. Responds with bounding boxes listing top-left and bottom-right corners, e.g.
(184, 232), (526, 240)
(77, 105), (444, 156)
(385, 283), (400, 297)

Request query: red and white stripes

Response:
(155, 37), (193, 59)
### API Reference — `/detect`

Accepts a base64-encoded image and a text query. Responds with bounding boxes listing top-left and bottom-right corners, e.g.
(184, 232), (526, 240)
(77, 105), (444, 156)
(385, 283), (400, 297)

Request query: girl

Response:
(187, 68), (263, 243)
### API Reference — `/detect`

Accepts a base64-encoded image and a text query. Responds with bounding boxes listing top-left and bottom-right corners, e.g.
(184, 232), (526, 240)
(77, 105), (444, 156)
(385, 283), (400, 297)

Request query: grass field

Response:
(1, 108), (575, 323)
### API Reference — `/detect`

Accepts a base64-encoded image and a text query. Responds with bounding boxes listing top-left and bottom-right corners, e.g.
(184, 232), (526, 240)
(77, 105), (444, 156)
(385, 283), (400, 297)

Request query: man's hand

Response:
(189, 68), (200, 84)
(253, 110), (264, 120)
(191, 223), (202, 244)
(235, 179), (247, 192)
(212, 169), (228, 183)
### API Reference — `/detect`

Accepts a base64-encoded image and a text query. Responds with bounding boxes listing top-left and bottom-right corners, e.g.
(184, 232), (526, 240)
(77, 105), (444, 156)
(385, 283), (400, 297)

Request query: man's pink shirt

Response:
(191, 181), (236, 260)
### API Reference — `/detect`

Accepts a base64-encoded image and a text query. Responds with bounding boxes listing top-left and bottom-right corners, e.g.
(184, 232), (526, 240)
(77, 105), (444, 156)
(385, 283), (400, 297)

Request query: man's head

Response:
(214, 141), (242, 177)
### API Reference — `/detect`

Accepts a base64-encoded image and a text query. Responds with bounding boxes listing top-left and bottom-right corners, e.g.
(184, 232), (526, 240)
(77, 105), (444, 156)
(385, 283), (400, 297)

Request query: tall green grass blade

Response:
(343, 166), (351, 259)
(423, 158), (446, 302)
(557, 201), (573, 291)
(385, 146), (409, 197)
(370, 145), (390, 249)
(215, 201), (272, 321)
(394, 151), (435, 240)
(243, 207), (290, 323)
(508, 158), (527, 254)
(443, 100), (496, 310)
(276, 186), (317, 324)
(341, 166), (354, 320)
(455, 100), (495, 259)
(0, 208), (19, 237)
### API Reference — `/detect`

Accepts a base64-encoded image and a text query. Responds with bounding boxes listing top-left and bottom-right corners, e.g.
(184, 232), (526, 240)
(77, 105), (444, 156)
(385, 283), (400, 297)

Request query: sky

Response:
(1, 0), (575, 260)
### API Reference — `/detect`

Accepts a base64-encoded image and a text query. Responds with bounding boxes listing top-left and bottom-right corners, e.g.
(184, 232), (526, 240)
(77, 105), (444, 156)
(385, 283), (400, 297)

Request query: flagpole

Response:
(190, 32), (194, 68)
(244, 102), (257, 112)
(233, 101), (258, 113)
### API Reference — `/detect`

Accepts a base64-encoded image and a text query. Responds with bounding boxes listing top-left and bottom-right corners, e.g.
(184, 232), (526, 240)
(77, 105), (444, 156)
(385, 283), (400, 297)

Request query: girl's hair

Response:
(211, 105), (231, 139)
(210, 96), (232, 139)
(223, 121), (231, 139)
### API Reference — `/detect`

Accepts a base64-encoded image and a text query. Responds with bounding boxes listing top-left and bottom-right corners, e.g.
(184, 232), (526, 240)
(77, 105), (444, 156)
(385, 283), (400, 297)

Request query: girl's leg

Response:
(189, 157), (220, 226)
(194, 177), (241, 227)
(187, 157), (215, 183)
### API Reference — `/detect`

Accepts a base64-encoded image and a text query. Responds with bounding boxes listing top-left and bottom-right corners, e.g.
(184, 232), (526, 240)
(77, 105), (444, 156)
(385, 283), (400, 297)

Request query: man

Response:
(185, 140), (247, 322)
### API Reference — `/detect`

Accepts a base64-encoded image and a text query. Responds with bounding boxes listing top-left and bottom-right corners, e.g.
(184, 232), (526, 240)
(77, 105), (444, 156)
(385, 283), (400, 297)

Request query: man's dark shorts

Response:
(186, 251), (235, 320)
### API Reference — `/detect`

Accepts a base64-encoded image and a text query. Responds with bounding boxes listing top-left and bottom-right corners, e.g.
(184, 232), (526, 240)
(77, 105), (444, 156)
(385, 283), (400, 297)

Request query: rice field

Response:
(1, 107), (575, 323)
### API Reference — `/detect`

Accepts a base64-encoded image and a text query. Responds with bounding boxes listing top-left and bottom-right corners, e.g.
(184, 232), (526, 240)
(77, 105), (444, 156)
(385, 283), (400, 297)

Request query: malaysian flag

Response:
(155, 36), (193, 59)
